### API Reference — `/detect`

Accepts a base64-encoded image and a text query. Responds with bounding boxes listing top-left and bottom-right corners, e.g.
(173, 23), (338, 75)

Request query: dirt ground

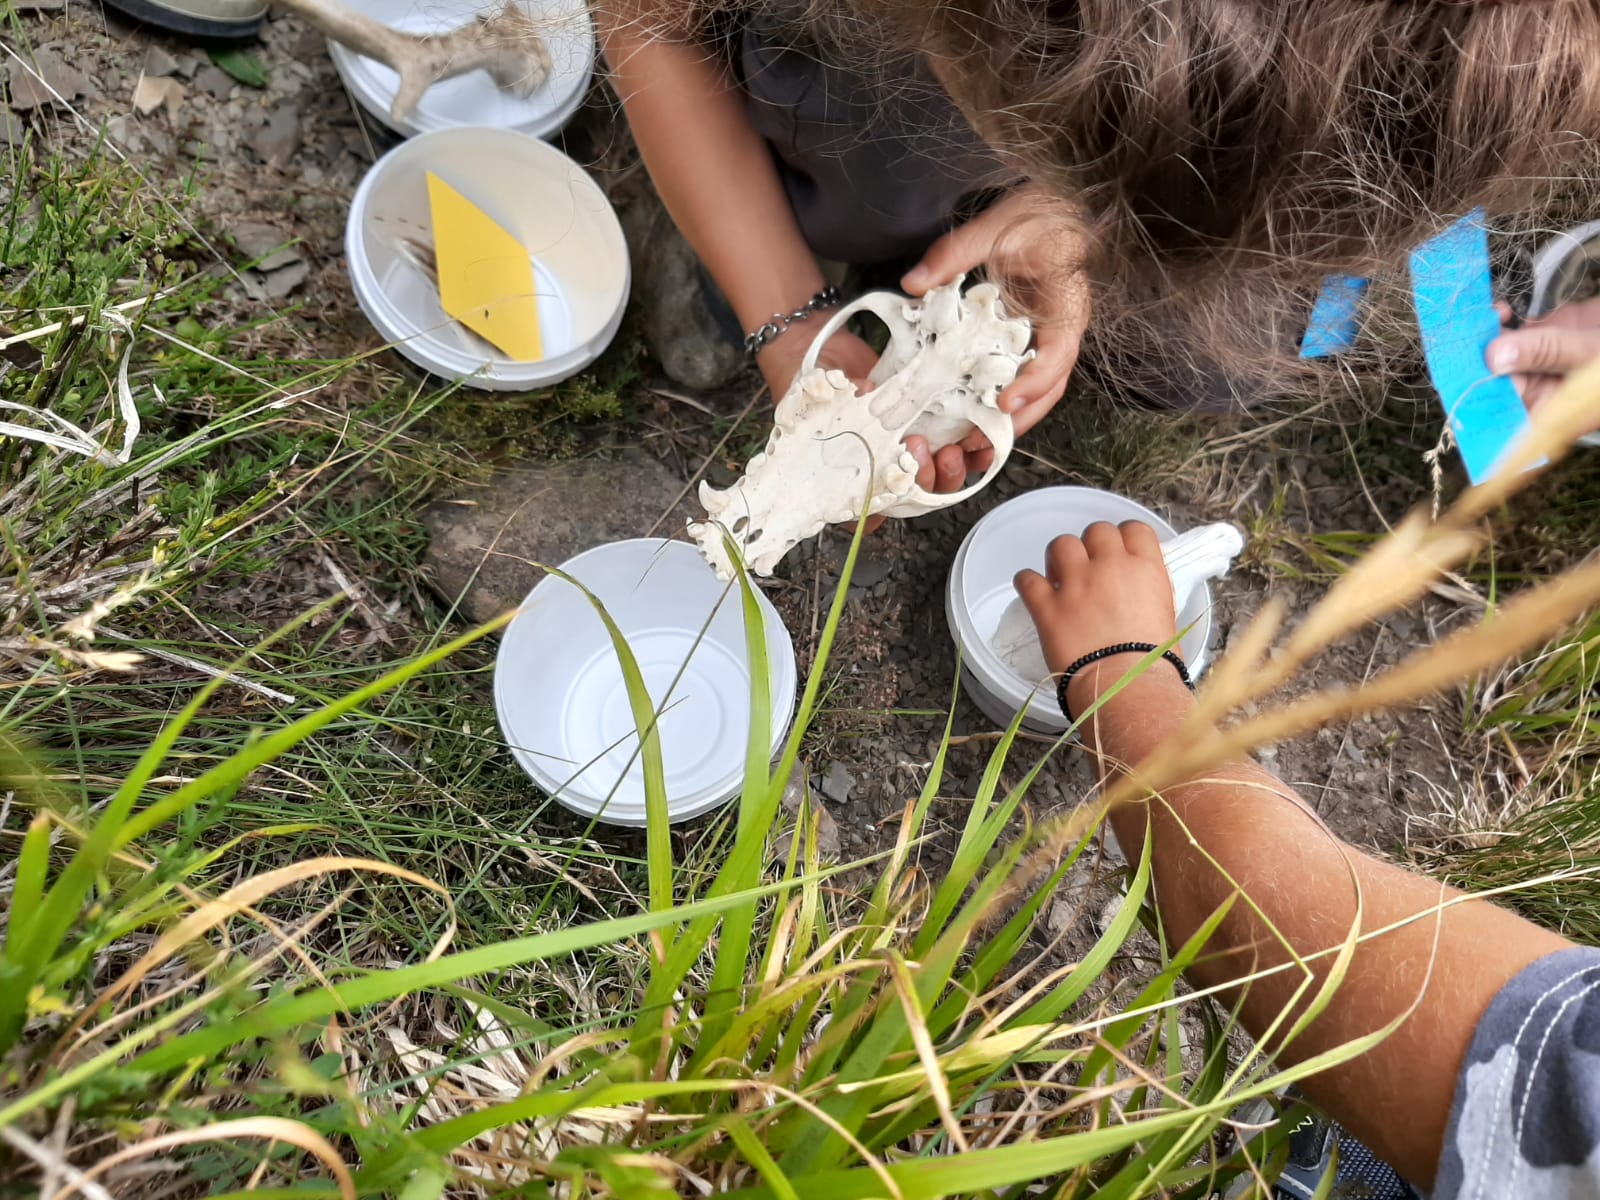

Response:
(9, 4), (1491, 869)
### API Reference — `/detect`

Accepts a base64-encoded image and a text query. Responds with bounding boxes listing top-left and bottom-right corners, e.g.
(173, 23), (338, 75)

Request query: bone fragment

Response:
(274, 0), (552, 124)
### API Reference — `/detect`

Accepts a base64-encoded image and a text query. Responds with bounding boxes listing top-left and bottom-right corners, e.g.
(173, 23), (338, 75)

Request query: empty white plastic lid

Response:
(329, 0), (595, 140)
(494, 539), (799, 826)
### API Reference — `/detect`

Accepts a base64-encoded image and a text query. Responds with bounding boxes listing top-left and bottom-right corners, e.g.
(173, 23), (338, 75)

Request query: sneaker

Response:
(1226, 1097), (1425, 1200)
(97, 0), (265, 42)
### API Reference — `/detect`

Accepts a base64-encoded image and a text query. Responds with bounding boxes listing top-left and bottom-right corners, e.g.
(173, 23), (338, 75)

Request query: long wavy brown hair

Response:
(881, 0), (1600, 399)
(620, 0), (1600, 401)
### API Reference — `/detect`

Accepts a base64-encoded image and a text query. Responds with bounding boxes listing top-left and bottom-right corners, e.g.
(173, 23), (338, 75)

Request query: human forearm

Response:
(599, 27), (825, 350)
(1077, 667), (1570, 1187)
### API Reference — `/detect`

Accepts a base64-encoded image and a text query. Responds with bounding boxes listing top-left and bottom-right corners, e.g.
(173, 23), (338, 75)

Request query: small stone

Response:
(848, 555), (892, 590)
(170, 53), (203, 80)
(775, 772), (842, 864)
(421, 454), (700, 626)
(194, 65), (236, 101)
(246, 103), (301, 168)
(260, 260), (310, 300)
(819, 761), (856, 805)
(228, 220), (301, 270)
(0, 110), (24, 150)
(142, 46), (180, 77)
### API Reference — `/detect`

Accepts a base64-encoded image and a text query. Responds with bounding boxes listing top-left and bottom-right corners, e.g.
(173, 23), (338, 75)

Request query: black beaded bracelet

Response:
(1056, 642), (1194, 724)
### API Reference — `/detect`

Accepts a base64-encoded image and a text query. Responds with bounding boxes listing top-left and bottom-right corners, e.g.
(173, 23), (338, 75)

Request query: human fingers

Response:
(1082, 521), (1124, 558)
(1119, 520), (1164, 561)
(934, 444), (966, 493)
(1488, 324), (1600, 377)
(902, 218), (994, 294)
(999, 310), (1084, 418)
(1046, 534), (1088, 586)
(1013, 569), (1055, 621)
(966, 443), (995, 476)
(904, 435), (937, 492)
(1004, 380), (1070, 439)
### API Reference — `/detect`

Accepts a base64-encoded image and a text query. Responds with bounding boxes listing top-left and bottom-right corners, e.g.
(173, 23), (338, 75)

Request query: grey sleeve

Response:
(1434, 946), (1600, 1199)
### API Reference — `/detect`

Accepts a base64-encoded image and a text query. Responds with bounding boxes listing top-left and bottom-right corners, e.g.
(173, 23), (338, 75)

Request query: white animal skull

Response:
(690, 279), (1033, 579)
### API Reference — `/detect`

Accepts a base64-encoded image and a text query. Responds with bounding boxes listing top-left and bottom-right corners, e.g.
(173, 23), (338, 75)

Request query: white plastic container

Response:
(946, 487), (1215, 735)
(345, 126), (629, 390)
(329, 0), (594, 141)
(494, 539), (799, 826)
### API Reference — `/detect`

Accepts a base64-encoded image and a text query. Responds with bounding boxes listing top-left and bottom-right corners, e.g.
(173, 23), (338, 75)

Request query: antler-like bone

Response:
(275, 0), (552, 124)
(689, 278), (1034, 579)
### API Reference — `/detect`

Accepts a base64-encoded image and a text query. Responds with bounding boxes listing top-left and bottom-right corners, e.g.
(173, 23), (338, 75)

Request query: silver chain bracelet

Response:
(743, 285), (844, 358)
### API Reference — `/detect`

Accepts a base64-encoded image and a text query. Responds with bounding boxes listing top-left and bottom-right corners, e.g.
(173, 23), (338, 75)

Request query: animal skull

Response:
(690, 279), (1033, 579)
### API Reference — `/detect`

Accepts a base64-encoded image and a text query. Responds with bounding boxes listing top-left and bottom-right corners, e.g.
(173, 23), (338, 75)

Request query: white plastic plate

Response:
(494, 539), (799, 826)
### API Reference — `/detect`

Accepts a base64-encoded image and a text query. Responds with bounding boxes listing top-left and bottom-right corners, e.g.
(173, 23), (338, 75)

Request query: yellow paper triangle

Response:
(426, 171), (543, 362)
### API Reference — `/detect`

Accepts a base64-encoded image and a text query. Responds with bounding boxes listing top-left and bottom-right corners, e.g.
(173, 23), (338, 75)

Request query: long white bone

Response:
(989, 522), (1246, 684)
(689, 278), (1033, 579)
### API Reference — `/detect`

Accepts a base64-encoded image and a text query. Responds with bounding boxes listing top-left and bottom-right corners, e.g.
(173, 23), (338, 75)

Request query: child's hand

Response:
(1488, 296), (1600, 418)
(901, 184), (1092, 493)
(1013, 521), (1178, 681)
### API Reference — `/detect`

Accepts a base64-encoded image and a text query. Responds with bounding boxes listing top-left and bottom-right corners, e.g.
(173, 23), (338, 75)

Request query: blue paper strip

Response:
(1301, 274), (1369, 358)
(1408, 211), (1537, 485)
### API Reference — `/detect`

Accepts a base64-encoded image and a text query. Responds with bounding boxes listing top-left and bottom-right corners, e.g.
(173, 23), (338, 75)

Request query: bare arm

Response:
(1017, 522), (1572, 1188)
(597, 10), (877, 394)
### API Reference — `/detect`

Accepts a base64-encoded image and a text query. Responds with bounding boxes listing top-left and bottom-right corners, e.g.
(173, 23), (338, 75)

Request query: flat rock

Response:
(194, 64), (236, 101)
(422, 454), (699, 626)
(240, 259), (310, 302)
(776, 771), (842, 863)
(8, 49), (93, 111)
(142, 46), (181, 77)
(618, 189), (745, 392)
(819, 760), (856, 805)
(246, 103), (301, 167)
(132, 74), (183, 119)
(228, 220), (301, 270)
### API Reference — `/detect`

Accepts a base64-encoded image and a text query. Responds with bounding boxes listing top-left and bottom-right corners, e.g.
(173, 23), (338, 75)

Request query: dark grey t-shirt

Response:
(1437, 947), (1600, 1198)
(723, 9), (1010, 264)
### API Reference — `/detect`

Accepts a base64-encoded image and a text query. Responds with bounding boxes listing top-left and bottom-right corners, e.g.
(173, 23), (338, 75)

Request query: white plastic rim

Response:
(329, 0), (594, 140)
(494, 539), (799, 827)
(345, 126), (630, 391)
(946, 487), (1215, 734)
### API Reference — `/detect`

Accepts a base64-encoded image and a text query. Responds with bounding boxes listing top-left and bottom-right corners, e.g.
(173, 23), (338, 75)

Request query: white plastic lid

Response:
(344, 126), (630, 391)
(329, 0), (594, 141)
(494, 539), (799, 826)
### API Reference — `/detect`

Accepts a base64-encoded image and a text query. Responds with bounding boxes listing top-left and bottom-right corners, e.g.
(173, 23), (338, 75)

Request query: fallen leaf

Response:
(207, 47), (268, 88)
(131, 74), (184, 119)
